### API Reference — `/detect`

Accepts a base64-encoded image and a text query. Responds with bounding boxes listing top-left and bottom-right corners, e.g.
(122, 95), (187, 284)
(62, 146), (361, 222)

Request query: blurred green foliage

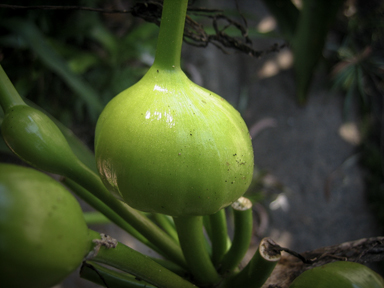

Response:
(0, 0), (159, 127)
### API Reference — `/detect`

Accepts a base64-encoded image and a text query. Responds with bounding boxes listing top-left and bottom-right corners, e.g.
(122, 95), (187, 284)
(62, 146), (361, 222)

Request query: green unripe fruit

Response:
(0, 164), (91, 288)
(95, 66), (254, 216)
(289, 261), (384, 288)
(1, 105), (81, 175)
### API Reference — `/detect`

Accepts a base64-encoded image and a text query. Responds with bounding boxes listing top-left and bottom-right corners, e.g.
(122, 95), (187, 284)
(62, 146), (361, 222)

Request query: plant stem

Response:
(222, 238), (281, 288)
(0, 65), (25, 112)
(150, 258), (187, 277)
(153, 0), (188, 70)
(209, 209), (230, 266)
(173, 216), (221, 286)
(63, 178), (160, 253)
(87, 230), (196, 288)
(219, 197), (253, 274)
(81, 261), (157, 288)
(152, 213), (179, 243)
(65, 161), (187, 268)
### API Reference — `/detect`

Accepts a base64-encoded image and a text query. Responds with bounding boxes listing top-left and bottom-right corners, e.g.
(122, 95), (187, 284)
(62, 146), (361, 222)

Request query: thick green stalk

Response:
(153, 0), (188, 70)
(63, 178), (160, 253)
(81, 261), (157, 288)
(87, 230), (196, 288)
(209, 209), (230, 266)
(64, 161), (186, 267)
(222, 238), (281, 288)
(150, 258), (187, 277)
(152, 213), (179, 243)
(173, 216), (221, 286)
(0, 65), (25, 112)
(219, 197), (253, 274)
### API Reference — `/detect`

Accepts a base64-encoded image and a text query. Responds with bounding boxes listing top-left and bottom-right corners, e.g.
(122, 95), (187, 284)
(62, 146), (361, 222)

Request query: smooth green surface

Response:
(0, 164), (90, 288)
(289, 261), (384, 288)
(95, 67), (254, 216)
(1, 105), (81, 175)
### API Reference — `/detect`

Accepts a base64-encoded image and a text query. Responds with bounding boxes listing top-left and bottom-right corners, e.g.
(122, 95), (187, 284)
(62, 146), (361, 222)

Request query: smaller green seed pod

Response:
(289, 261), (384, 288)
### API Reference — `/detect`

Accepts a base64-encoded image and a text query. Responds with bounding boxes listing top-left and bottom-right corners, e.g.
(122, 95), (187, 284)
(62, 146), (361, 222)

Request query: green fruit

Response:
(0, 164), (91, 288)
(1, 105), (82, 175)
(289, 261), (384, 288)
(95, 66), (254, 216)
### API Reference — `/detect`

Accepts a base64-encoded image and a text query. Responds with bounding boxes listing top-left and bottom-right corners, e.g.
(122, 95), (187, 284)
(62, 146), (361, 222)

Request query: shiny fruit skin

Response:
(289, 261), (384, 288)
(0, 164), (90, 288)
(95, 67), (254, 216)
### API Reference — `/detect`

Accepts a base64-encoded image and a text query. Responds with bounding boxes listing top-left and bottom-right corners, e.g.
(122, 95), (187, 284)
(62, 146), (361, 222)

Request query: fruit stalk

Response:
(173, 216), (221, 285)
(222, 238), (281, 288)
(153, 0), (188, 70)
(219, 197), (253, 274)
(0, 65), (26, 112)
(209, 208), (230, 266)
(87, 230), (195, 288)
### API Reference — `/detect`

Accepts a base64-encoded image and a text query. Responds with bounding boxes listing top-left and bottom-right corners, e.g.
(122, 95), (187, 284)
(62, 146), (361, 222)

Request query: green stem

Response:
(87, 230), (196, 288)
(65, 161), (186, 268)
(81, 261), (157, 288)
(222, 238), (281, 288)
(219, 197), (253, 274)
(82, 211), (111, 225)
(203, 215), (212, 239)
(153, 0), (188, 70)
(63, 178), (160, 253)
(209, 209), (230, 266)
(173, 216), (221, 286)
(150, 257), (187, 277)
(0, 65), (25, 112)
(152, 213), (179, 243)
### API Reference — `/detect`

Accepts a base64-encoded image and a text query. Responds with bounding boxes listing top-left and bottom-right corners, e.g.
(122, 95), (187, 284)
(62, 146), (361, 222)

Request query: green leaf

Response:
(1, 18), (104, 121)
(292, 0), (345, 104)
(261, 0), (300, 40)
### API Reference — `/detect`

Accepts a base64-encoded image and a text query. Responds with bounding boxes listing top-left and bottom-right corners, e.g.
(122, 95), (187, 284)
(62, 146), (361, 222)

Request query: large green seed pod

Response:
(94, 0), (254, 217)
(95, 67), (254, 216)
